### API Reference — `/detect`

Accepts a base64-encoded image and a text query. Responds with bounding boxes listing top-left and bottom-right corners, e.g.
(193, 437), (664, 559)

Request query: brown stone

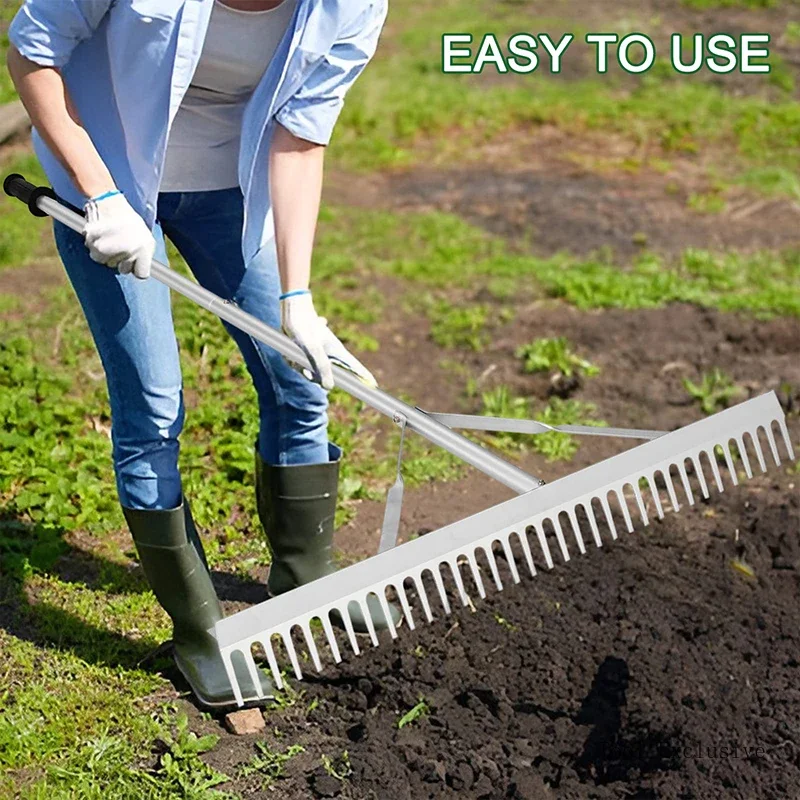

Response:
(224, 708), (265, 735)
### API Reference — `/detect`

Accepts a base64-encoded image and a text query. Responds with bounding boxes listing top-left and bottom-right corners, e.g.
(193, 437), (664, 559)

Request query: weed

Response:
(398, 699), (430, 729)
(156, 713), (231, 797)
(516, 337), (600, 380)
(240, 742), (305, 786)
(429, 301), (490, 351)
(321, 750), (352, 781)
(531, 398), (605, 462)
(480, 386), (530, 452)
(687, 191), (727, 215)
(683, 370), (744, 414)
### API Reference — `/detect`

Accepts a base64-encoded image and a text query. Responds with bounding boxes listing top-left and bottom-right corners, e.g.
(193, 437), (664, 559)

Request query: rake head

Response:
(213, 392), (793, 706)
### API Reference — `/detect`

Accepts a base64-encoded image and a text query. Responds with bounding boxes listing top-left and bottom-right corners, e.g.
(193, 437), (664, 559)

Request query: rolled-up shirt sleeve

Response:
(275, 1), (388, 146)
(8, 0), (112, 69)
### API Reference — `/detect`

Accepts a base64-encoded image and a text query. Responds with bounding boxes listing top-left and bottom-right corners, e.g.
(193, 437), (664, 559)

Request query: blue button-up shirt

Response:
(9, 0), (387, 263)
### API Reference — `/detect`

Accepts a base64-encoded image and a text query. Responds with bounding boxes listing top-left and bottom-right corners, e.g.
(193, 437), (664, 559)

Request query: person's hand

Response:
(83, 191), (156, 279)
(280, 291), (377, 391)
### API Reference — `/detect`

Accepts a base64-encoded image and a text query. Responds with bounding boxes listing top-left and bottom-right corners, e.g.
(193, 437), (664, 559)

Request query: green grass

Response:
(0, 1), (20, 105)
(0, 152), (49, 269)
(317, 205), (800, 318)
(0, 634), (240, 799)
(681, 0), (776, 8)
(328, 0), (800, 193)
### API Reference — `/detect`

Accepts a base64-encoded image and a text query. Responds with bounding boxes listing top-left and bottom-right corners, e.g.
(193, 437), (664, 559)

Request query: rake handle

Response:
(3, 173), (57, 217)
(5, 175), (544, 495)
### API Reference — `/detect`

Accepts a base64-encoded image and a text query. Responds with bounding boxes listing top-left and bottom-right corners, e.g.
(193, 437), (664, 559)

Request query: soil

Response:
(198, 297), (800, 799)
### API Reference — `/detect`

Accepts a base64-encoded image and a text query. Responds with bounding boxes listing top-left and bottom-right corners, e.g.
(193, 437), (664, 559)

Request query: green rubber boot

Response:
(255, 448), (402, 633)
(123, 502), (274, 710)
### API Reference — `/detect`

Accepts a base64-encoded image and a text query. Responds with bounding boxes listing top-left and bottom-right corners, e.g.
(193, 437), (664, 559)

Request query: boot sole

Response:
(173, 652), (276, 713)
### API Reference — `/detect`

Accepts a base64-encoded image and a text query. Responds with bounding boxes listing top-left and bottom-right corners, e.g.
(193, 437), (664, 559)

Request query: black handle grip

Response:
(3, 173), (58, 217)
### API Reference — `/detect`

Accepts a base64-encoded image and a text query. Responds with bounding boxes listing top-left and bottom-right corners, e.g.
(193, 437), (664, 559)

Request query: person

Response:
(6, 0), (398, 711)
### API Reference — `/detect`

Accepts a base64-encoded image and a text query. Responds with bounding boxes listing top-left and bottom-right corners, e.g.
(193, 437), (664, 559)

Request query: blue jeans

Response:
(53, 187), (331, 511)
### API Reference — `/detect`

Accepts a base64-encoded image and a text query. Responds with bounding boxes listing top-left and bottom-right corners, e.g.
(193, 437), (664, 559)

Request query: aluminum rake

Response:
(5, 175), (796, 708)
(209, 392), (794, 704)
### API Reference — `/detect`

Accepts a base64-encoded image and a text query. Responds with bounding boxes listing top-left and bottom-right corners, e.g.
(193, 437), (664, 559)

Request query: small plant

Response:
(532, 398), (605, 462)
(494, 613), (517, 632)
(398, 699), (430, 729)
(157, 713), (230, 795)
(515, 337), (599, 380)
(240, 742), (305, 786)
(321, 750), (352, 781)
(683, 369), (743, 415)
(480, 385), (530, 452)
(429, 302), (489, 351)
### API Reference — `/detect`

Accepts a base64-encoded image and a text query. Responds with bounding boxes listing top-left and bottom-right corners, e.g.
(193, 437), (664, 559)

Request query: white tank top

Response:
(160, 0), (297, 193)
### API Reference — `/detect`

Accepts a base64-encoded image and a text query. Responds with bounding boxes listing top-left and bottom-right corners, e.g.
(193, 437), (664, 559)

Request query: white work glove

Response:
(83, 191), (156, 279)
(280, 291), (377, 391)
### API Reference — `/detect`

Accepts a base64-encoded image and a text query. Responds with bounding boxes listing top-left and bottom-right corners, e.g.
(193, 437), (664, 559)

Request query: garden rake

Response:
(7, 174), (796, 707)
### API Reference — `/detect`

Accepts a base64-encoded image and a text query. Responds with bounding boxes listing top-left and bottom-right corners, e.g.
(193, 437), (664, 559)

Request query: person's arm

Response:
(6, 46), (115, 198)
(269, 3), (388, 390)
(6, 46), (155, 278)
(271, 122), (376, 390)
(269, 122), (324, 296)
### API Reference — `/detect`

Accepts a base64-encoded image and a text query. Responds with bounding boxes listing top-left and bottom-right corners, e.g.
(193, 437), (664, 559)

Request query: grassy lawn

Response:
(1, 0), (799, 796)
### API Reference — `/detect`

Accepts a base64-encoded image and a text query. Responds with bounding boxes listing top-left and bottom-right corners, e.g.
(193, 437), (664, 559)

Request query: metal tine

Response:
(735, 437), (753, 479)
(763, 426), (781, 467)
(264, 640), (284, 690)
(690, 454), (710, 499)
(394, 580), (417, 631)
(646, 474), (665, 519)
(413, 572), (435, 621)
(222, 650), (244, 708)
(629, 482), (649, 526)
(675, 464), (694, 506)
(599, 495), (619, 540)
(281, 630), (303, 681)
(581, 502), (603, 547)
(515, 529), (537, 576)
(244, 646), (270, 696)
(703, 449), (724, 492)
(395, 582), (416, 629)
(302, 622), (323, 673)
(465, 553), (486, 599)
(530, 523), (554, 569)
(340, 604), (361, 655)
(482, 545), (504, 591)
(615, 487), (635, 533)
(778, 417), (795, 460)
(320, 614), (342, 664)
(566, 508), (586, 555)
(549, 516), (571, 562)
(430, 567), (452, 614)
(446, 557), (470, 604)
(376, 591), (398, 639)
(498, 535), (520, 584)
(719, 444), (739, 487)
(748, 430), (768, 473)
(660, 467), (681, 511)
(358, 597), (379, 647)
